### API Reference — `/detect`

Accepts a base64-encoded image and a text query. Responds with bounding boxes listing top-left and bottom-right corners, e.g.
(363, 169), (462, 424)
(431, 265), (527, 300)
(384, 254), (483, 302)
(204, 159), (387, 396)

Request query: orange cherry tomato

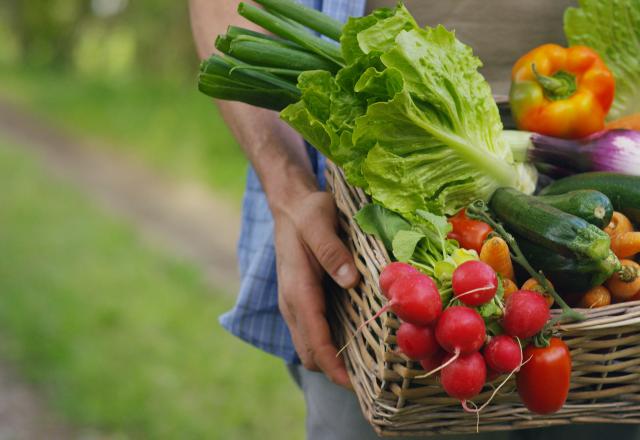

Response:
(578, 285), (611, 308)
(606, 260), (640, 302)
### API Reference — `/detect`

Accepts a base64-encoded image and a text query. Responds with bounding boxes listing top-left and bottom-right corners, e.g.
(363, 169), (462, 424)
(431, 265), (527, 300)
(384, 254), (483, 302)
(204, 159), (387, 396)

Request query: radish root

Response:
(461, 400), (481, 433)
(461, 339), (530, 433)
(414, 348), (460, 379)
(336, 303), (391, 357)
(448, 284), (495, 307)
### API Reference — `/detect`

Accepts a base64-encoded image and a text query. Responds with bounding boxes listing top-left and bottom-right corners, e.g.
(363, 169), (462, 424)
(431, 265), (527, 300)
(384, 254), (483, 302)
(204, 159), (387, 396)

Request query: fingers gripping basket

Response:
(325, 161), (640, 437)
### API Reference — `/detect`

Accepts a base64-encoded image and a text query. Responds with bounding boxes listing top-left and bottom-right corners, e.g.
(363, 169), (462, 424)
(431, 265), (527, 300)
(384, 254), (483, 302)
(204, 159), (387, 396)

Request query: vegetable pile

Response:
(380, 259), (572, 414)
(197, 0), (640, 421)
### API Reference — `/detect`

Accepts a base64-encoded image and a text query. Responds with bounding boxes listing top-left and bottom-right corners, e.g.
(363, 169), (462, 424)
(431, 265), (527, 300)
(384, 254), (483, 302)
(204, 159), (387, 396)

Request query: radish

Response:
(415, 306), (486, 379)
(441, 352), (486, 400)
(338, 272), (442, 357)
(435, 306), (486, 355)
(452, 260), (498, 306)
(483, 335), (522, 373)
(503, 290), (550, 338)
(453, 345), (527, 416)
(396, 322), (438, 360)
(387, 273), (442, 326)
(419, 348), (446, 372)
(379, 262), (418, 299)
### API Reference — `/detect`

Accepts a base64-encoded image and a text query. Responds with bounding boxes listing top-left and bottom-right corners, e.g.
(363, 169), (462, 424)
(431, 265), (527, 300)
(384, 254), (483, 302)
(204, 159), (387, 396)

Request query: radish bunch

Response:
(380, 260), (552, 408)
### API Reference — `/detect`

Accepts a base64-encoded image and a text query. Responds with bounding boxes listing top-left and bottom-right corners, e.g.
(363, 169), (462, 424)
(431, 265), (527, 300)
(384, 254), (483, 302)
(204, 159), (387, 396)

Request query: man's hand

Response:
(274, 191), (360, 388)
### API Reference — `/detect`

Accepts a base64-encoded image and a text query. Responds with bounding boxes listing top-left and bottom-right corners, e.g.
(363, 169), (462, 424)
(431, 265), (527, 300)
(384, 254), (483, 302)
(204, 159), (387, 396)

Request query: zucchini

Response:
(516, 236), (619, 293)
(539, 172), (640, 224)
(489, 188), (611, 261)
(535, 190), (613, 229)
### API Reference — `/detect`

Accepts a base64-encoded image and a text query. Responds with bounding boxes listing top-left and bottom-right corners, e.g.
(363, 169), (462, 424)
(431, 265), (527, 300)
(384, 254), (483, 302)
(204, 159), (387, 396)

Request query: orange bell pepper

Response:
(509, 44), (615, 139)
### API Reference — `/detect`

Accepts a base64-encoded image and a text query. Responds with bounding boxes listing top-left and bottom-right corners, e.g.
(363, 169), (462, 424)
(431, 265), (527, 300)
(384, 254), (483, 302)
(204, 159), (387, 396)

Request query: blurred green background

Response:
(1, 0), (248, 200)
(0, 1), (304, 438)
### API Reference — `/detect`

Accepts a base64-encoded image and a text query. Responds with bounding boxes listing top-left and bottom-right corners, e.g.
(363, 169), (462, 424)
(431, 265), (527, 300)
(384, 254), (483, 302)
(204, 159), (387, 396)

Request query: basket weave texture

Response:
(325, 161), (640, 437)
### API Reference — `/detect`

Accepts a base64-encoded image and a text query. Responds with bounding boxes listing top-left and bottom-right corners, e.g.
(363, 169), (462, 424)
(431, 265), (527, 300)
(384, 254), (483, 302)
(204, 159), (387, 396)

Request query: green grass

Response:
(0, 66), (247, 203)
(0, 135), (304, 439)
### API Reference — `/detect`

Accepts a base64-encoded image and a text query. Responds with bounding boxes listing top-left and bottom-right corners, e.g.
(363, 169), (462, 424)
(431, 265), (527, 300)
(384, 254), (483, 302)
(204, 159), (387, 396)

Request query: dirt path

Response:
(0, 98), (244, 438)
(0, 98), (241, 294)
(0, 358), (76, 439)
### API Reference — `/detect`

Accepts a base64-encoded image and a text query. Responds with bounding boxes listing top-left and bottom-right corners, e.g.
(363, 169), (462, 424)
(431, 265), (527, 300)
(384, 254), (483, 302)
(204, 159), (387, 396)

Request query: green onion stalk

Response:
(198, 55), (301, 111)
(198, 0), (345, 109)
(251, 0), (344, 41)
(215, 34), (340, 73)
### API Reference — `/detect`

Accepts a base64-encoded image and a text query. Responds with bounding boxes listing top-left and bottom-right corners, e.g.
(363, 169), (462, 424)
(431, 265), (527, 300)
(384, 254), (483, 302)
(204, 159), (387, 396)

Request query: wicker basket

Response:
(325, 161), (640, 437)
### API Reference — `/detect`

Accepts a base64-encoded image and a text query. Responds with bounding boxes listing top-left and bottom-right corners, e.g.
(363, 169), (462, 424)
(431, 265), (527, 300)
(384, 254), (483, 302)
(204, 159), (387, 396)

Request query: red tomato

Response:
(447, 209), (493, 253)
(516, 338), (571, 414)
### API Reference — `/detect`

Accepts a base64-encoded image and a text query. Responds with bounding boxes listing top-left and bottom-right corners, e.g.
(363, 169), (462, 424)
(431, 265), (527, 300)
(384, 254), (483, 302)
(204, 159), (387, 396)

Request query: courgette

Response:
(539, 172), (640, 224)
(535, 190), (613, 229)
(489, 187), (611, 261)
(516, 236), (620, 293)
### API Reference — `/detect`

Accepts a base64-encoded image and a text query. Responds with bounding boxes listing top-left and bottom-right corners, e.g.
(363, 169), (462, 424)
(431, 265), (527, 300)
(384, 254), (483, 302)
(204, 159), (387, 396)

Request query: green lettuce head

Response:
(281, 4), (537, 216)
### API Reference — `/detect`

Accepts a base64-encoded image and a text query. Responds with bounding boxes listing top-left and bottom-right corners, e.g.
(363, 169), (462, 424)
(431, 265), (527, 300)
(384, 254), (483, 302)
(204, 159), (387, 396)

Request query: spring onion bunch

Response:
(198, 0), (344, 111)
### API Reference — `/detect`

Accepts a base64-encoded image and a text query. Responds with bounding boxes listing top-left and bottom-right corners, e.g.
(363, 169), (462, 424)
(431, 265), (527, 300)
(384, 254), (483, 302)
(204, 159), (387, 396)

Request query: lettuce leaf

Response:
(354, 202), (458, 281)
(281, 4), (536, 216)
(354, 203), (410, 250)
(392, 230), (425, 263)
(564, 0), (640, 120)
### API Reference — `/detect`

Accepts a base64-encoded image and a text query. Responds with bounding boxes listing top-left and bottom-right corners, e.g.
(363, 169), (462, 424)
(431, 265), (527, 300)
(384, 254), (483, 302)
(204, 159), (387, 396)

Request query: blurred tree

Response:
(3, 0), (199, 80)
(7, 0), (91, 68)
(121, 0), (199, 81)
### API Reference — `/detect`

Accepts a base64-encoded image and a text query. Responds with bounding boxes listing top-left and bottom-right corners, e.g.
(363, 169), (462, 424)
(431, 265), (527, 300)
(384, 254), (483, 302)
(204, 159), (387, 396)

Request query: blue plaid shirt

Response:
(219, 0), (367, 363)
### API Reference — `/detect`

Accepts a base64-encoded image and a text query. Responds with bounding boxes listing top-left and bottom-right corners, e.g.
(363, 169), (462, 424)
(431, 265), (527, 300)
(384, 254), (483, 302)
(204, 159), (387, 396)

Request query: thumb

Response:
(301, 219), (359, 289)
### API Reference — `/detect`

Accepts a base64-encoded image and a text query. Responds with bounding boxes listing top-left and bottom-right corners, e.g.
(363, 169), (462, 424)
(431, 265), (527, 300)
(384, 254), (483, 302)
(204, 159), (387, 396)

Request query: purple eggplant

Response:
(505, 129), (640, 177)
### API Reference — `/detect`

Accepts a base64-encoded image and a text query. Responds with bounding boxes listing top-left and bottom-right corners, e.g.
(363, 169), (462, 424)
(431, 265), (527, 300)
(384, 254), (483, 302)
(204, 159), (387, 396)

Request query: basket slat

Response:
(325, 161), (640, 436)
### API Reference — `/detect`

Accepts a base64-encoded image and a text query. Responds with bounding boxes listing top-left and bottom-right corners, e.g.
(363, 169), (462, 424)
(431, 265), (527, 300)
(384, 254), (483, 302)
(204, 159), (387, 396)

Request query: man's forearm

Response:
(217, 101), (318, 215)
(188, 0), (317, 214)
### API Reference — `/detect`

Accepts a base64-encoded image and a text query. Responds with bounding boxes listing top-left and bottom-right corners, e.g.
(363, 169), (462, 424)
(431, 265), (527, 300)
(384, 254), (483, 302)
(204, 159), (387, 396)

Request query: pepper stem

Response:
(531, 64), (577, 101)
